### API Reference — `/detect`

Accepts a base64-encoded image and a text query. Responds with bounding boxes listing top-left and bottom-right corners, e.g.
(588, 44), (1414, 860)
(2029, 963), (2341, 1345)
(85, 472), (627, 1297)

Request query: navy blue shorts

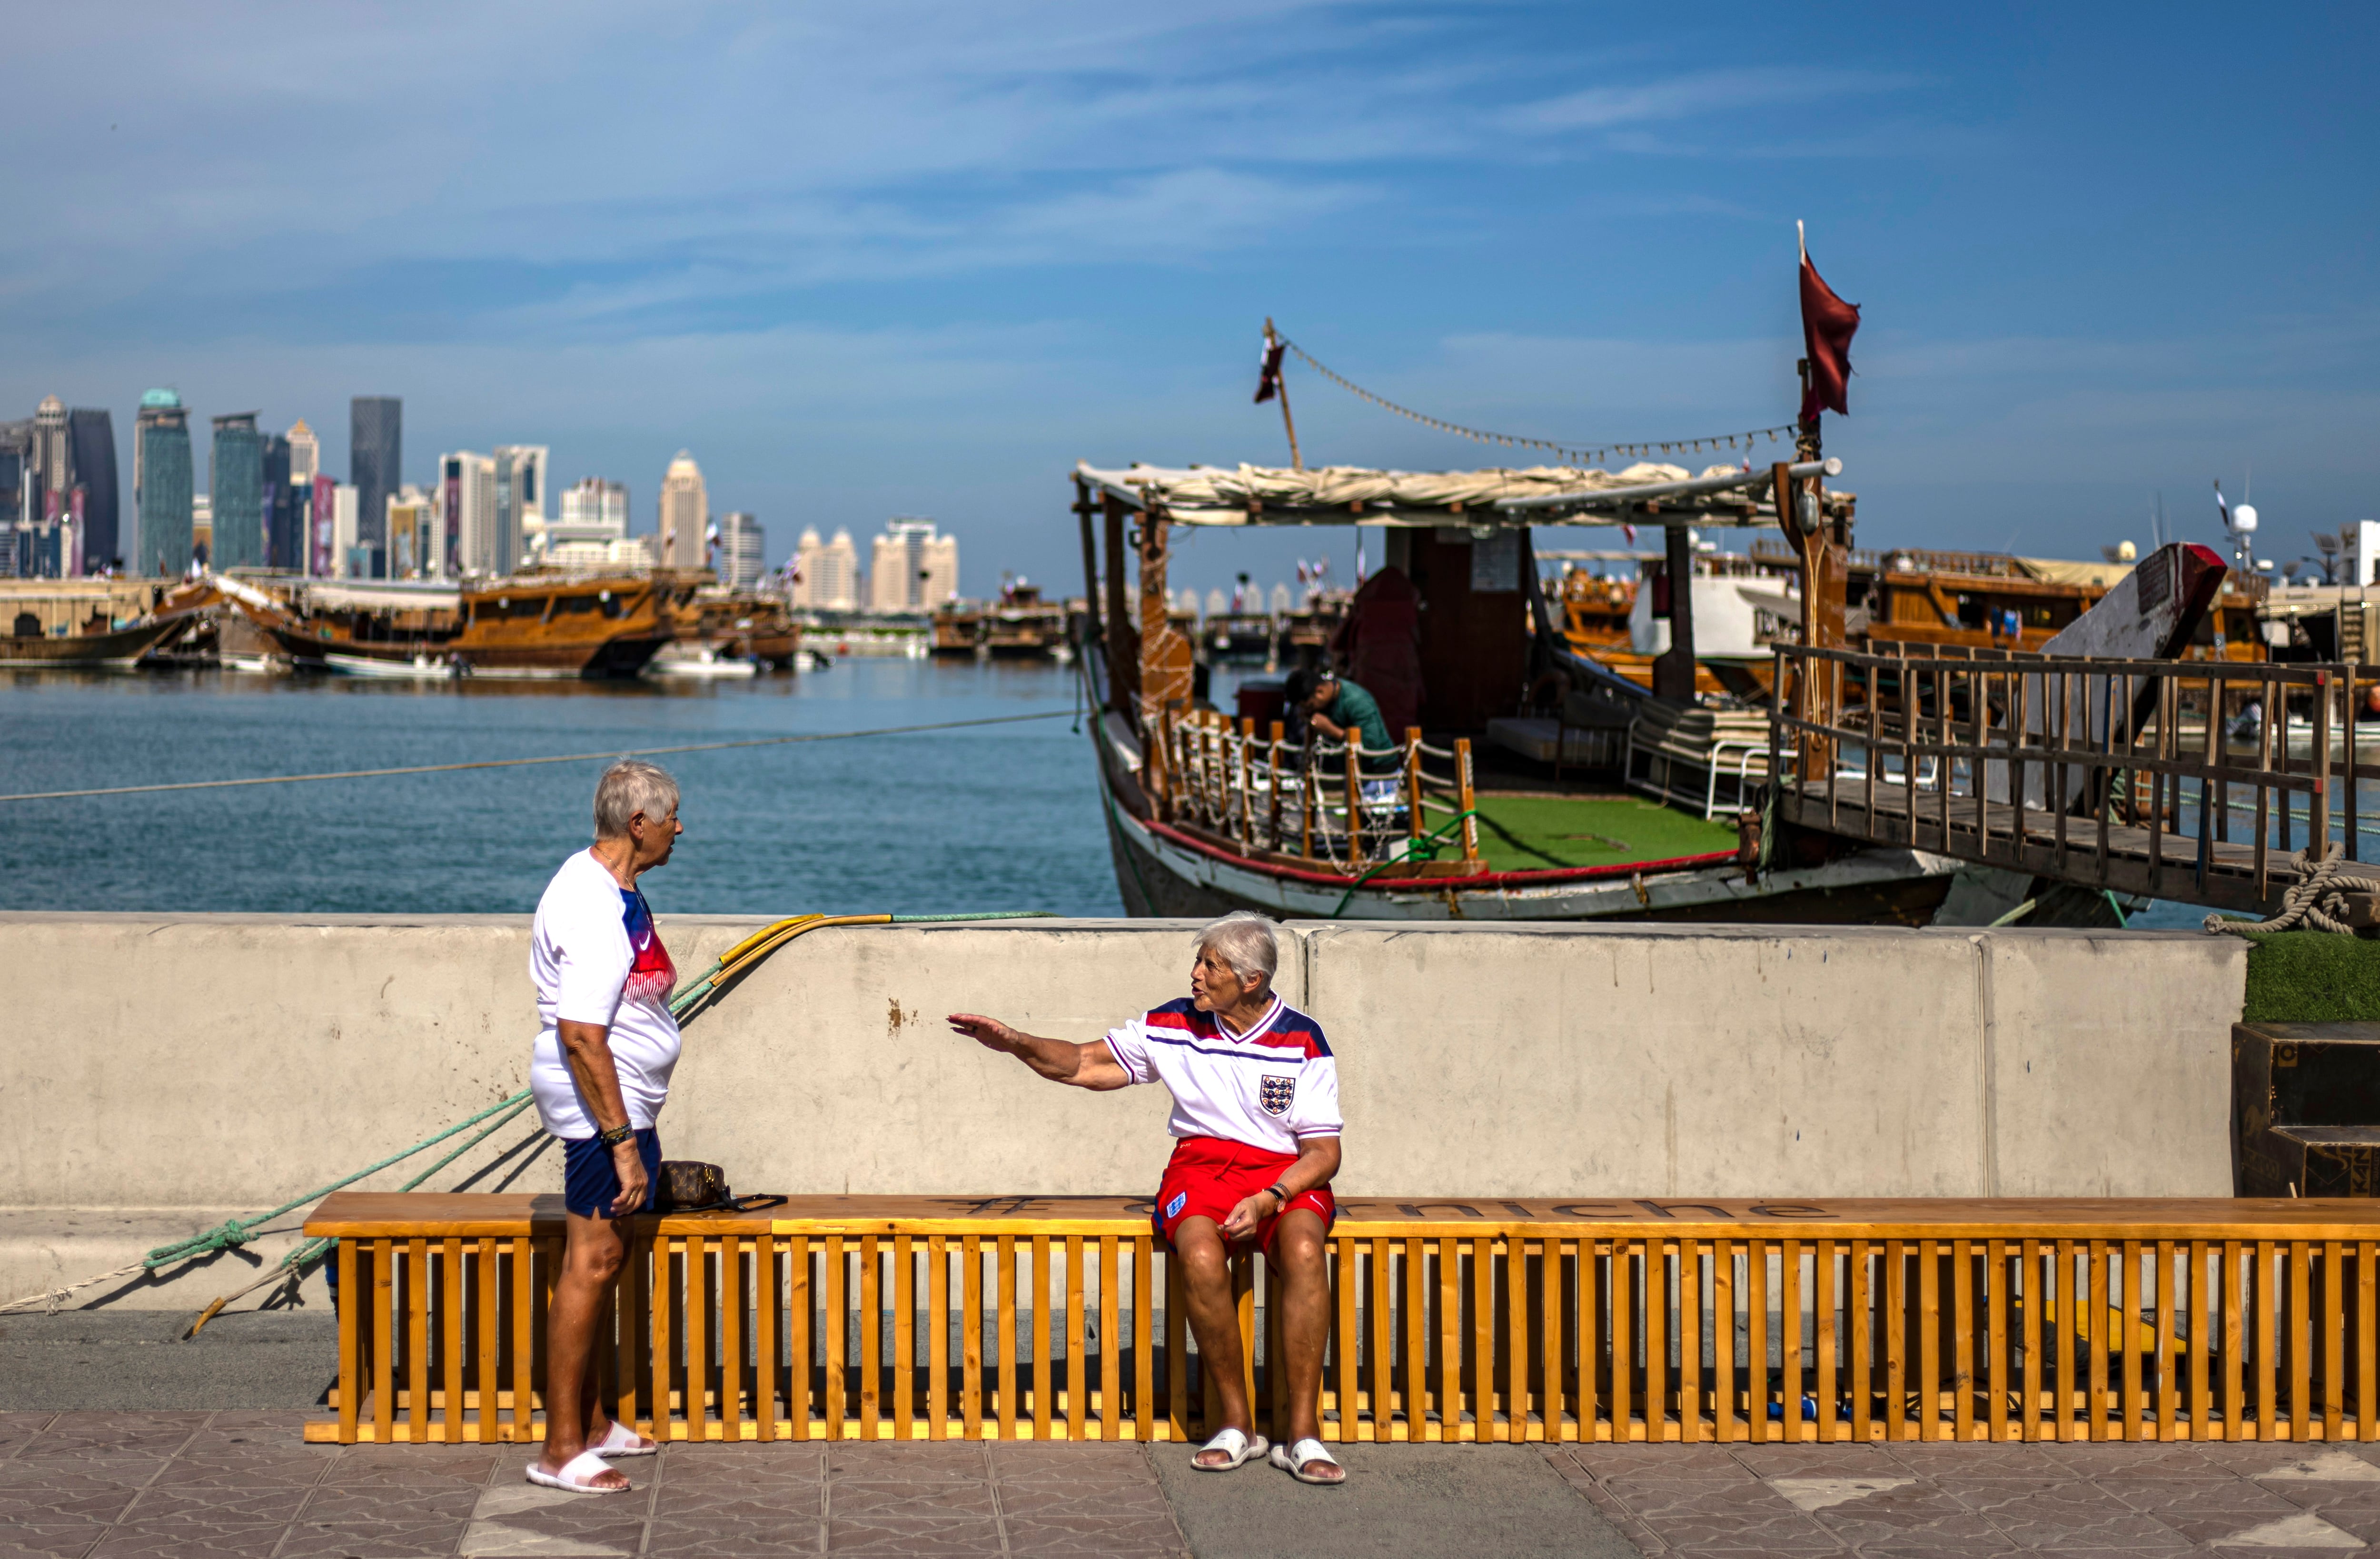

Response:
(562, 1128), (662, 1219)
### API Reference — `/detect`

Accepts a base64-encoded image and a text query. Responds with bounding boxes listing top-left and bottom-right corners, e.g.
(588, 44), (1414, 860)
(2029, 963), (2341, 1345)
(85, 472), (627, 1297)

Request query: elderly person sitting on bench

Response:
(948, 913), (1348, 1485)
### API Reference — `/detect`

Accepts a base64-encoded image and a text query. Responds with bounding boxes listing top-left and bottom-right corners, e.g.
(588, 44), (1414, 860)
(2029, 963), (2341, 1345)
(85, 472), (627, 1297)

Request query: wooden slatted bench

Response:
(301, 1192), (2380, 1447)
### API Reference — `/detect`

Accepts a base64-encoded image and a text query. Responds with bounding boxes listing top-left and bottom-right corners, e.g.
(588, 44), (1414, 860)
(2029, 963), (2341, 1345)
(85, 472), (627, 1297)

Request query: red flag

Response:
(1798, 239), (1860, 423)
(1253, 337), (1286, 404)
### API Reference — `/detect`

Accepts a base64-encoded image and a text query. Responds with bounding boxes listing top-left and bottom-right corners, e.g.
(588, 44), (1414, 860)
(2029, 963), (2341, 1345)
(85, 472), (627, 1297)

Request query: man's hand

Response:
(1220, 1191), (1277, 1242)
(609, 1140), (648, 1219)
(947, 1013), (1020, 1053)
(1307, 710), (1346, 740)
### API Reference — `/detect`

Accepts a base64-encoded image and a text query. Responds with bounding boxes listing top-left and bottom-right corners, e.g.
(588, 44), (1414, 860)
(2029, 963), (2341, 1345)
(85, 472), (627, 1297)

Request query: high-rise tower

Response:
(718, 512), (764, 590)
(350, 396), (401, 577)
(210, 413), (266, 570)
(67, 409), (118, 570)
(135, 390), (194, 576)
(659, 451), (706, 570)
(286, 418), (318, 485)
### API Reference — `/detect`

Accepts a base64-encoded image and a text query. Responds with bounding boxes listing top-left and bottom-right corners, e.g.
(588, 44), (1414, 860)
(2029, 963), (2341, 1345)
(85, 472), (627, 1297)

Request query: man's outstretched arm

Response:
(948, 1013), (1131, 1091)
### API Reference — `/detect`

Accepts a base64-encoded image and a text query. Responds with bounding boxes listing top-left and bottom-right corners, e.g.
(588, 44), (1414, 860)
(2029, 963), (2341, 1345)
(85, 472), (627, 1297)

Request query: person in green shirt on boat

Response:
(1284, 666), (1403, 809)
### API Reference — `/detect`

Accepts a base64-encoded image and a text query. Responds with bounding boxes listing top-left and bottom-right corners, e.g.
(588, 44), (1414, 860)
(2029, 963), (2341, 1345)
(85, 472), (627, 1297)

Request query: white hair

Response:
(1195, 912), (1278, 988)
(593, 759), (679, 839)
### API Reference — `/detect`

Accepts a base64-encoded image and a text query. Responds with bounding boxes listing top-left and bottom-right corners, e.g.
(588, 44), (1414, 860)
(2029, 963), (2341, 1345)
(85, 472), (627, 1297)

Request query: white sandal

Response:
(1191, 1426), (1268, 1471)
(1269, 1437), (1345, 1485)
(524, 1450), (631, 1493)
(591, 1420), (658, 1458)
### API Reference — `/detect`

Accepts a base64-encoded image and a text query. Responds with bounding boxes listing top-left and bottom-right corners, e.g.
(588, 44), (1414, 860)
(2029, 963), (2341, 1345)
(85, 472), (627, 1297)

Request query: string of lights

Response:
(1279, 338), (1795, 467)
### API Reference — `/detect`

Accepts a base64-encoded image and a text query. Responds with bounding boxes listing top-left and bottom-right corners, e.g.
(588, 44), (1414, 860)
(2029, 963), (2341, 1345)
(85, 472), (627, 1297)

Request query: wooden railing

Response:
(1769, 643), (2380, 914)
(1158, 710), (1480, 872)
(305, 1193), (2380, 1447)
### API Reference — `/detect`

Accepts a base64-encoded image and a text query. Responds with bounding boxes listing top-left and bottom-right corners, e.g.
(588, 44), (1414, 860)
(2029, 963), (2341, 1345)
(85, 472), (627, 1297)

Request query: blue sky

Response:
(5, 2), (2373, 595)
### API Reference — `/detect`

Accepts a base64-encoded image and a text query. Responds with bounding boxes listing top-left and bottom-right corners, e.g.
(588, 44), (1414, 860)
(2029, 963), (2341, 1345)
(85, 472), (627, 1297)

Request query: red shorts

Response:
(1153, 1135), (1335, 1254)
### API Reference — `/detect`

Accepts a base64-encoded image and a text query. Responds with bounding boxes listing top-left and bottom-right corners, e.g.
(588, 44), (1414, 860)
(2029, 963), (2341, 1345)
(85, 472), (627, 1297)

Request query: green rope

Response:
(1329, 810), (1478, 917)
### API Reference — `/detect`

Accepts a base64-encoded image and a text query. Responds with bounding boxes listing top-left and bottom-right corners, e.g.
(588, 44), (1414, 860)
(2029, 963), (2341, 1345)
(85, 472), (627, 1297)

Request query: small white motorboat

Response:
(645, 643), (761, 679)
(324, 652), (465, 680)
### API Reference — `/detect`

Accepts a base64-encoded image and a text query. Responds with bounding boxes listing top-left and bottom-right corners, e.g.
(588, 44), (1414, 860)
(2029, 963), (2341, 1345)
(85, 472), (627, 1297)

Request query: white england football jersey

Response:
(1101, 995), (1342, 1155)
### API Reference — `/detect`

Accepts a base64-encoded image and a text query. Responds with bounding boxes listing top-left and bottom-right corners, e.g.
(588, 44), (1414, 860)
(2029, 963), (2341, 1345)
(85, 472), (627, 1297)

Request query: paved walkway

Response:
(9, 1412), (2380, 1557)
(1551, 1440), (2380, 1557)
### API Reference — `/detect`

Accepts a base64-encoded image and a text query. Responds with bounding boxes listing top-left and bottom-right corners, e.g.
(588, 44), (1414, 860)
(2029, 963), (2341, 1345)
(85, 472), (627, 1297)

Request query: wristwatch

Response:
(1264, 1183), (1290, 1206)
(597, 1124), (636, 1150)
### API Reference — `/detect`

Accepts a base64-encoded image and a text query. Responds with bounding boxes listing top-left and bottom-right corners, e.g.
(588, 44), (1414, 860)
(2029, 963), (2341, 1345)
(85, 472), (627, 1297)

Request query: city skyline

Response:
(1, 6), (2369, 595)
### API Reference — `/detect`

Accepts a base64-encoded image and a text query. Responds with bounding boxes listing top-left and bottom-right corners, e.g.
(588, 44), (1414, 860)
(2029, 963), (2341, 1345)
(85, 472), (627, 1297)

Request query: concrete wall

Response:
(0, 914), (2246, 1307)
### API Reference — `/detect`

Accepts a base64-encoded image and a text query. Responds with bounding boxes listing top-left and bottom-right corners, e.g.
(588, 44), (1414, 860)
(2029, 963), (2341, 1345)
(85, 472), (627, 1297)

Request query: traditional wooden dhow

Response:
(0, 578), (203, 668)
(217, 574), (677, 679)
(1068, 459), (1966, 923)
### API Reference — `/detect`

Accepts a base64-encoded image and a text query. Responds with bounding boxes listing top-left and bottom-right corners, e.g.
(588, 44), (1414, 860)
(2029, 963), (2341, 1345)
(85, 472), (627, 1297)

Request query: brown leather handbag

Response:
(651, 1162), (783, 1215)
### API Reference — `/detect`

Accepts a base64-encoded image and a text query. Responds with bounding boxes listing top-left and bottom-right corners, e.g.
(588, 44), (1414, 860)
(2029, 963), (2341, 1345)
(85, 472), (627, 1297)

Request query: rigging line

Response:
(1279, 337), (1797, 465)
(0, 708), (1074, 804)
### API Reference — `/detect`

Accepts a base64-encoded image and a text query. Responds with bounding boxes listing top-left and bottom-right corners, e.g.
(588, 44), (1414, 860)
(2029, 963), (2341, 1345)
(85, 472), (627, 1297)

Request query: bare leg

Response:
(538, 1211), (634, 1486)
(1171, 1219), (1256, 1466)
(1270, 1210), (1345, 1481)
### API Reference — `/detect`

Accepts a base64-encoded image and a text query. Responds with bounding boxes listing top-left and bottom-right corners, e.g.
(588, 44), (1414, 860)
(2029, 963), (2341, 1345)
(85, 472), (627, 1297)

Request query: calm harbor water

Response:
(0, 658), (1124, 917)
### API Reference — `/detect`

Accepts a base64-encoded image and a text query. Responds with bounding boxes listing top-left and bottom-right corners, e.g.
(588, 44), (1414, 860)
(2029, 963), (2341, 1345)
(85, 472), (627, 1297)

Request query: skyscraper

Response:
(135, 390), (194, 577)
(718, 512), (764, 590)
(867, 518), (958, 612)
(67, 409), (118, 571)
(491, 445), (547, 577)
(350, 396), (401, 577)
(0, 421), (30, 579)
(210, 413), (266, 571)
(659, 451), (706, 570)
(29, 396), (69, 577)
(439, 451), (496, 576)
(285, 418), (318, 485)
(261, 430), (295, 569)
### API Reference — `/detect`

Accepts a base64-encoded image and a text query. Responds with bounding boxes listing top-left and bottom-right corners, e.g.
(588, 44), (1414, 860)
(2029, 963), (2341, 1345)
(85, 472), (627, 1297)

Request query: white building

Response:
(285, 418), (318, 486)
(437, 451), (498, 577)
(659, 451), (706, 570)
(330, 484), (358, 576)
(793, 527), (861, 609)
(717, 511), (764, 590)
(492, 445), (548, 578)
(541, 477), (634, 571)
(867, 517), (958, 612)
(387, 486), (436, 578)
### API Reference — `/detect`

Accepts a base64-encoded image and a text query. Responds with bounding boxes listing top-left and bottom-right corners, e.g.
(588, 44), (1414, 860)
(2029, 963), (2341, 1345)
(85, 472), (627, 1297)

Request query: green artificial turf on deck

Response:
(1459, 794), (1740, 873)
(2235, 929), (2380, 1023)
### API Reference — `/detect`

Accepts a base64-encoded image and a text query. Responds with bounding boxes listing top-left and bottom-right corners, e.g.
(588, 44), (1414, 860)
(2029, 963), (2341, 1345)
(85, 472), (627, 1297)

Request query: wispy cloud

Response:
(1507, 67), (1919, 133)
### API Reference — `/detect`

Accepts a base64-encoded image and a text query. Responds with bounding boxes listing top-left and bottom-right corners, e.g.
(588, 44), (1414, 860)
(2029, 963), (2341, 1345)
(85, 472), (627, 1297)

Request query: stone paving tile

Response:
(827, 1444), (988, 1481)
(652, 1481), (827, 1520)
(827, 1480), (996, 1517)
(323, 1451), (504, 1488)
(1883, 1444), (2072, 1477)
(120, 1482), (313, 1523)
(300, 1478), (487, 1523)
(1000, 1511), (1186, 1556)
(1732, 1445), (1910, 1479)
(657, 1445), (825, 1481)
(0, 1412), (56, 1456)
(17, 1426), (198, 1461)
(1595, 1480), (1844, 1549)
(644, 1513), (823, 1555)
(0, 1483), (135, 1524)
(2097, 1475), (2300, 1516)
(0, 1526), (114, 1559)
(2038, 1446), (2237, 1480)
(0, 1459), (169, 1491)
(148, 1448), (332, 1487)
(274, 1518), (476, 1558)
(993, 1474), (1171, 1517)
(1568, 1443), (1762, 1480)
(821, 1515), (1004, 1555)
(85, 1519), (289, 1558)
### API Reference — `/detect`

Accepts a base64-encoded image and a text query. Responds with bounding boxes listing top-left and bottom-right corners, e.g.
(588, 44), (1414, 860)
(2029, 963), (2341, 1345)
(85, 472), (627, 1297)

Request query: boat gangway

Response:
(1767, 643), (2380, 921)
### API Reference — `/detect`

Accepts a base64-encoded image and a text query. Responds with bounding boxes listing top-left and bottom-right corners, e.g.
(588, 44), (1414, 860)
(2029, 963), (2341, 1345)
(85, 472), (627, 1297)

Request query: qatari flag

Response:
(1798, 238), (1861, 423)
(1253, 337), (1286, 404)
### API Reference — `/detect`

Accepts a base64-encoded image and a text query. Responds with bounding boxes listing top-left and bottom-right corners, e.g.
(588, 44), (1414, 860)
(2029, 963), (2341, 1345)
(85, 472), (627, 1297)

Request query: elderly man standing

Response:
(526, 760), (685, 1494)
(948, 913), (1348, 1485)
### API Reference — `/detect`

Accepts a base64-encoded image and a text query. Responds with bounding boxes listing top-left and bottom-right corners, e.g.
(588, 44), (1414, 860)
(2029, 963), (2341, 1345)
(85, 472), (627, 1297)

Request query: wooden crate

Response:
(302, 1193), (2380, 1447)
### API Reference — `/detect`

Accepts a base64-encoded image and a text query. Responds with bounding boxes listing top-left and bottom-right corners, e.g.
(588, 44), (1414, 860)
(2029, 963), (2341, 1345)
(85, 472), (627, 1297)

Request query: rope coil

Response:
(2204, 844), (2359, 936)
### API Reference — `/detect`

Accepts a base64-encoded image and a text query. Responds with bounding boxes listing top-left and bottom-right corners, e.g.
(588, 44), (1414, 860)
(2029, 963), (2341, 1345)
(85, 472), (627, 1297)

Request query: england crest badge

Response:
(1259, 1074), (1296, 1116)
